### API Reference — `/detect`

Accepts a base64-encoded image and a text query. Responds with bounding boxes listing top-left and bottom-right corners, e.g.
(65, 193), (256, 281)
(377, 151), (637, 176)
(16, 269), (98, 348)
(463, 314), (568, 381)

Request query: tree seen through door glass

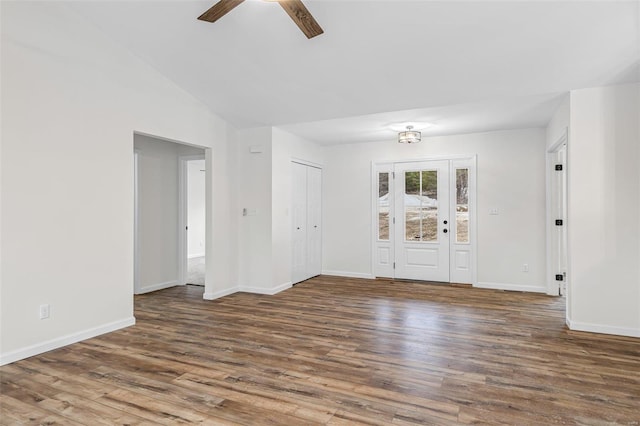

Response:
(456, 168), (469, 243)
(405, 170), (438, 241)
(378, 172), (389, 240)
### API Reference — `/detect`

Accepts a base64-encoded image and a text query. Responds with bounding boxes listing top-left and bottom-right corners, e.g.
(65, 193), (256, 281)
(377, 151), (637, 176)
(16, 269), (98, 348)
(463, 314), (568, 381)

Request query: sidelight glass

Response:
(378, 172), (389, 240)
(405, 170), (438, 241)
(456, 168), (469, 243)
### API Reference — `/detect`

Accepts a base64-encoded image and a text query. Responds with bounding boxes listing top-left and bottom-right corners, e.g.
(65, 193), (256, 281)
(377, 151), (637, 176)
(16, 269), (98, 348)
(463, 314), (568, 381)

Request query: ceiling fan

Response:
(198, 0), (324, 39)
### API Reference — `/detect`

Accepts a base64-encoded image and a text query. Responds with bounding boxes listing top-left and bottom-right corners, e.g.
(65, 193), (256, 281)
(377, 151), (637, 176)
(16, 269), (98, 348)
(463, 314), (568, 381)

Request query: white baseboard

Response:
(269, 281), (293, 294)
(137, 280), (179, 294)
(0, 316), (136, 366)
(188, 253), (205, 259)
(475, 281), (547, 294)
(203, 286), (239, 300)
(566, 318), (640, 338)
(546, 280), (560, 296)
(239, 282), (292, 295)
(321, 270), (376, 280)
(203, 282), (292, 300)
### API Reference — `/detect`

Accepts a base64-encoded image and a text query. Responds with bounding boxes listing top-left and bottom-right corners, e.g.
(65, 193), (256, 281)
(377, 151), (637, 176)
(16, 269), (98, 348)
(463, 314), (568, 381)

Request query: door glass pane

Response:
(378, 172), (389, 240)
(405, 170), (438, 241)
(421, 171), (438, 242)
(405, 171), (420, 240)
(456, 168), (469, 243)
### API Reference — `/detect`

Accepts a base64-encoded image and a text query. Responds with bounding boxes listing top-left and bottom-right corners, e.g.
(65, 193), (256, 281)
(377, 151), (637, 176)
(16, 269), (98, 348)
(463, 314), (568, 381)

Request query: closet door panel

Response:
(292, 162), (308, 284)
(306, 166), (322, 278)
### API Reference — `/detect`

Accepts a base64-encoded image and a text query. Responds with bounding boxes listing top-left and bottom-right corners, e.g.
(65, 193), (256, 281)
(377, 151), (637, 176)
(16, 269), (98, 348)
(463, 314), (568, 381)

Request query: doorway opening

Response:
(372, 156), (476, 284)
(180, 156), (206, 287)
(133, 133), (208, 295)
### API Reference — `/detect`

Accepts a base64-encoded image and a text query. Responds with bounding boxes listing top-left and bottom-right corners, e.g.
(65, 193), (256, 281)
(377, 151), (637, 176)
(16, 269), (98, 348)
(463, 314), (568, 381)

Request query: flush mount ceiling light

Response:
(398, 125), (421, 144)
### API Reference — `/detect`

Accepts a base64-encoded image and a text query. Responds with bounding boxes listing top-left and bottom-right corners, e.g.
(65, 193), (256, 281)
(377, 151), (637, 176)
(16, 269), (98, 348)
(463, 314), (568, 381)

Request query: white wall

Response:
(567, 83), (640, 337)
(136, 136), (180, 292)
(187, 159), (206, 258)
(234, 127), (324, 293)
(323, 128), (548, 292)
(205, 122), (238, 300)
(0, 2), (237, 364)
(236, 127), (274, 292)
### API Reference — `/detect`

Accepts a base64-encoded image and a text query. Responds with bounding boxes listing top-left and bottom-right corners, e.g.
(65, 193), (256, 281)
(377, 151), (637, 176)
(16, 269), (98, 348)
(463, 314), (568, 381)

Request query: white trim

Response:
(375, 154), (477, 166)
(133, 149), (141, 294)
(204, 287), (239, 300)
(321, 270), (376, 280)
(475, 281), (547, 294)
(470, 156), (478, 286)
(133, 131), (208, 150)
(203, 282), (293, 300)
(138, 280), (179, 294)
(370, 162), (378, 278)
(291, 157), (323, 169)
(566, 318), (640, 338)
(545, 128), (568, 296)
(178, 154), (206, 286)
(178, 156), (187, 285)
(188, 253), (205, 259)
(450, 156), (478, 286)
(0, 317), (136, 366)
(203, 148), (213, 299)
(370, 163), (395, 279)
(239, 282), (293, 295)
(271, 281), (293, 294)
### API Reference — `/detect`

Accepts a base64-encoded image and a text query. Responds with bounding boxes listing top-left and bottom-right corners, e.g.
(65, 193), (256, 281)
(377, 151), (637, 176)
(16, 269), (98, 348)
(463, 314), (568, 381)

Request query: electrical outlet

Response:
(489, 207), (499, 215)
(522, 264), (529, 272)
(39, 304), (50, 320)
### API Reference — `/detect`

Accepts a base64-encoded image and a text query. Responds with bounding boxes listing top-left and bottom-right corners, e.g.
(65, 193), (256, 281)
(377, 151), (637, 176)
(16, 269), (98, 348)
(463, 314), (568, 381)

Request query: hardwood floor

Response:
(2, 276), (639, 425)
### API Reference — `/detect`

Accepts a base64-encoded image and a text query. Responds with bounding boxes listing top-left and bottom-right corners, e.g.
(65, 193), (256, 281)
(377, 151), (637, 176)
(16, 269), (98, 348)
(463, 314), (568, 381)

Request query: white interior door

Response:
(306, 166), (322, 277)
(292, 162), (308, 284)
(292, 162), (322, 284)
(394, 160), (450, 282)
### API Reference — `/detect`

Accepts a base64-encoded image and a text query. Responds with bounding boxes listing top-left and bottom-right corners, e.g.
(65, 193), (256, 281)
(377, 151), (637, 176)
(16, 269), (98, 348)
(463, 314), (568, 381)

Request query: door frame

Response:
(545, 128), (569, 296)
(371, 155), (477, 284)
(178, 154), (206, 286)
(133, 130), (212, 297)
(133, 149), (141, 293)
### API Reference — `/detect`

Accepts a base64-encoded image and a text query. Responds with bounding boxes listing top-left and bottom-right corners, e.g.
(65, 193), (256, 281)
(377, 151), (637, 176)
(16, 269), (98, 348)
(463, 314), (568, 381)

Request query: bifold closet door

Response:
(292, 162), (322, 284)
(306, 166), (322, 277)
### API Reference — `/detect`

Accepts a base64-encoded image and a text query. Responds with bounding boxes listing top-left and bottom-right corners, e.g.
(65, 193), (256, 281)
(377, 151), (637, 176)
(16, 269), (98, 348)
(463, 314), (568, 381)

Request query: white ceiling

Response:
(67, 0), (639, 144)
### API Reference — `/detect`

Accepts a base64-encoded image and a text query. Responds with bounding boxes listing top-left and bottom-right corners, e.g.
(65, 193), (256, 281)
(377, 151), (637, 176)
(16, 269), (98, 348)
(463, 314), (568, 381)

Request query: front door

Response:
(394, 160), (450, 282)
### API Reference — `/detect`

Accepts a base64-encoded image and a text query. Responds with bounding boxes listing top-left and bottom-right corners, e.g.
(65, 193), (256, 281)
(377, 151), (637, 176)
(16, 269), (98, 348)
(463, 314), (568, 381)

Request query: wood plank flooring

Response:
(2, 276), (639, 425)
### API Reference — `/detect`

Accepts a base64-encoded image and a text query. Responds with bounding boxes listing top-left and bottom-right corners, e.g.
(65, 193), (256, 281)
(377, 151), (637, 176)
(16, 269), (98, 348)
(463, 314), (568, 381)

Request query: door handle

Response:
(443, 229), (448, 233)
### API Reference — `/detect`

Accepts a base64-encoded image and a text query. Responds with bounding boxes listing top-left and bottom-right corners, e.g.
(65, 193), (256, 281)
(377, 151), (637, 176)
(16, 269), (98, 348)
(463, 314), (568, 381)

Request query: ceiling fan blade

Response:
(277, 0), (324, 39)
(198, 0), (245, 23)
